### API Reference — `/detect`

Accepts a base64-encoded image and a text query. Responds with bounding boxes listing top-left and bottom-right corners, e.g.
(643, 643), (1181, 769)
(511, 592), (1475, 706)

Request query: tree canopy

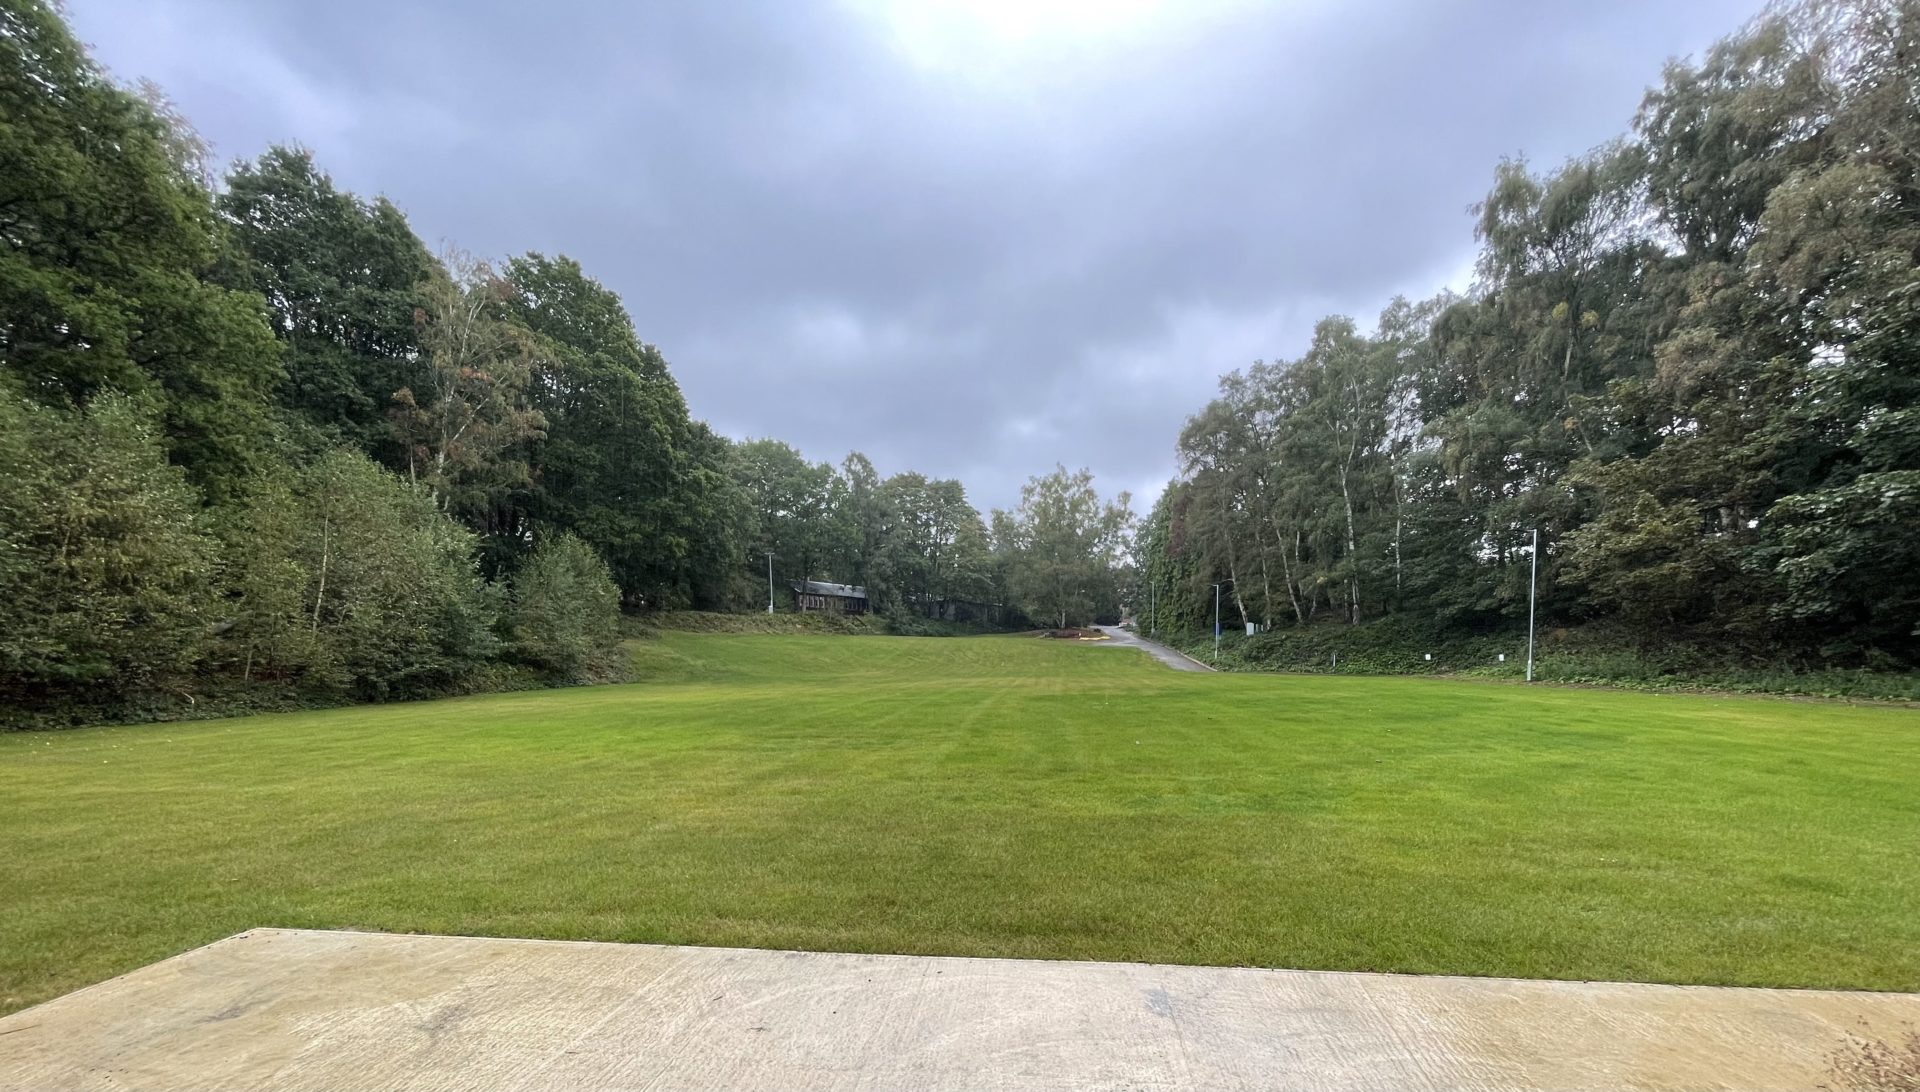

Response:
(7, 0), (1919, 721)
(1141, 0), (1920, 669)
(0, 0), (1113, 725)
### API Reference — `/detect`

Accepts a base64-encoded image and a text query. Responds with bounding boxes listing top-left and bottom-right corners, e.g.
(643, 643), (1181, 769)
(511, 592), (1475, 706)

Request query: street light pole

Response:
(1526, 528), (1538, 683)
(1211, 582), (1222, 663)
(766, 552), (775, 615)
(1150, 576), (1157, 639)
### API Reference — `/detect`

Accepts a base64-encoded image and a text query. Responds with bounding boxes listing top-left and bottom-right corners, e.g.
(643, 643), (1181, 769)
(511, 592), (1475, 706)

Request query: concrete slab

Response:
(2, 930), (1914, 1091)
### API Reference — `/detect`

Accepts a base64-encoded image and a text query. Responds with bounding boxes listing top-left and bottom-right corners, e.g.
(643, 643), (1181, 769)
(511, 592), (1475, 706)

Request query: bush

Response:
(219, 450), (500, 700)
(635, 609), (1015, 638)
(642, 610), (885, 635)
(0, 394), (216, 714)
(507, 533), (625, 681)
(1156, 615), (1920, 701)
(881, 611), (1011, 637)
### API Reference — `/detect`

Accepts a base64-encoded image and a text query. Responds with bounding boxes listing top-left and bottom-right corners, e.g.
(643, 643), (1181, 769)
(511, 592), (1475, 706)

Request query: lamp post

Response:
(1150, 575), (1157, 639)
(1211, 582), (1222, 663)
(1525, 529), (1538, 683)
(766, 552), (775, 615)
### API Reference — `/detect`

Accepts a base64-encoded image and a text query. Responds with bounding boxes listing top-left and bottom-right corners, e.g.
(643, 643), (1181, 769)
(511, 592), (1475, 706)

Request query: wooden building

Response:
(791, 580), (869, 615)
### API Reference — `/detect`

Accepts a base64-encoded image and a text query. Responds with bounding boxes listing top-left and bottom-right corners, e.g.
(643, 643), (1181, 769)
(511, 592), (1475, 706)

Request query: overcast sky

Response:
(70, 0), (1763, 513)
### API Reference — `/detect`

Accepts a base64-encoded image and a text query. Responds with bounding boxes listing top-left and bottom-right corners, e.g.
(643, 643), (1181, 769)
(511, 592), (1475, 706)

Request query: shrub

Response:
(1156, 616), (1920, 701)
(0, 394), (216, 713)
(220, 450), (500, 699)
(644, 610), (884, 635)
(507, 533), (624, 681)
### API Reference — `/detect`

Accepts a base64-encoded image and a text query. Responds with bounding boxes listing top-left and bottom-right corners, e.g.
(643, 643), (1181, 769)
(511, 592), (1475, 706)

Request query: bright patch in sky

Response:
(899, 0), (1169, 41)
(845, 0), (1236, 76)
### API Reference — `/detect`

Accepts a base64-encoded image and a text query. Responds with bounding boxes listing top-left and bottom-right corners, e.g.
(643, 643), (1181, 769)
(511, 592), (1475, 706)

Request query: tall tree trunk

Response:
(1256, 542), (1274, 630)
(1229, 558), (1248, 630)
(311, 516), (331, 634)
(1215, 488), (1250, 630)
(1563, 288), (1578, 383)
(1338, 463), (1360, 624)
(1391, 454), (1404, 599)
(1278, 524), (1302, 624)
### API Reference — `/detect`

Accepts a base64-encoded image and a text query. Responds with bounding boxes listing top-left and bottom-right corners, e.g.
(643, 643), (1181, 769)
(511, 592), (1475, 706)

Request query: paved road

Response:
(1095, 624), (1216, 671)
(4, 929), (1915, 1091)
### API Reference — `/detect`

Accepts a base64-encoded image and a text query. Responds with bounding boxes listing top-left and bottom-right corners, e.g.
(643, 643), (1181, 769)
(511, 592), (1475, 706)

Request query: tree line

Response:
(1140, 0), (1919, 671)
(0, 0), (1133, 723)
(734, 444), (1133, 627)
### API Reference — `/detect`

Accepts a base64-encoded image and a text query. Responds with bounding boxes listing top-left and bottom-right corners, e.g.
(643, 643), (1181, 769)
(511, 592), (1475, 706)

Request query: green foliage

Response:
(721, 440), (1005, 620)
(11, 0), (1920, 720)
(502, 253), (725, 606)
(1770, 472), (1920, 651)
(670, 421), (756, 609)
(217, 146), (435, 458)
(835, 453), (888, 595)
(639, 609), (888, 636)
(873, 470), (994, 613)
(732, 438), (843, 585)
(1, 0), (1058, 728)
(221, 451), (500, 700)
(0, 395), (215, 711)
(876, 613), (1006, 637)
(1131, 484), (1205, 638)
(999, 465), (1134, 627)
(507, 533), (624, 681)
(1158, 615), (1920, 702)
(1144, 0), (1920, 672)
(0, 0), (281, 500)
(391, 252), (546, 536)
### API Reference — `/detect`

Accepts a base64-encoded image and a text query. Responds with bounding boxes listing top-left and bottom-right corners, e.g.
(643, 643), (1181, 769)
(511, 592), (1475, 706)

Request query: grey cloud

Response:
(70, 0), (1765, 512)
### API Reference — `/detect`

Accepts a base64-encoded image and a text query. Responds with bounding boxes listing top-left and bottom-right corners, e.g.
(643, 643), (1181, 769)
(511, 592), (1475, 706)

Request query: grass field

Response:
(4, 632), (1918, 1015)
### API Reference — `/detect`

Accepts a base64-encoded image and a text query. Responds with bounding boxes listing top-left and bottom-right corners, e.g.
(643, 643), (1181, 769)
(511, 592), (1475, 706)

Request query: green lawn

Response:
(4, 632), (1918, 1014)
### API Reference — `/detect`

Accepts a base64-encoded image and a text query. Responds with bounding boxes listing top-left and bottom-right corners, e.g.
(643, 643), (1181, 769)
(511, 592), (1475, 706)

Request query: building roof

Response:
(791, 580), (868, 599)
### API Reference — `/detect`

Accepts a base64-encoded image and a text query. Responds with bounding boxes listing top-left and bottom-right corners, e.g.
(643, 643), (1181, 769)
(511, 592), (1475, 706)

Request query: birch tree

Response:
(391, 250), (546, 525)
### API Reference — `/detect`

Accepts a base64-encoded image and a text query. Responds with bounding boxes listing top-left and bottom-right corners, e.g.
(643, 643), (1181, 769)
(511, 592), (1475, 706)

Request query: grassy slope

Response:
(3, 632), (1917, 1014)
